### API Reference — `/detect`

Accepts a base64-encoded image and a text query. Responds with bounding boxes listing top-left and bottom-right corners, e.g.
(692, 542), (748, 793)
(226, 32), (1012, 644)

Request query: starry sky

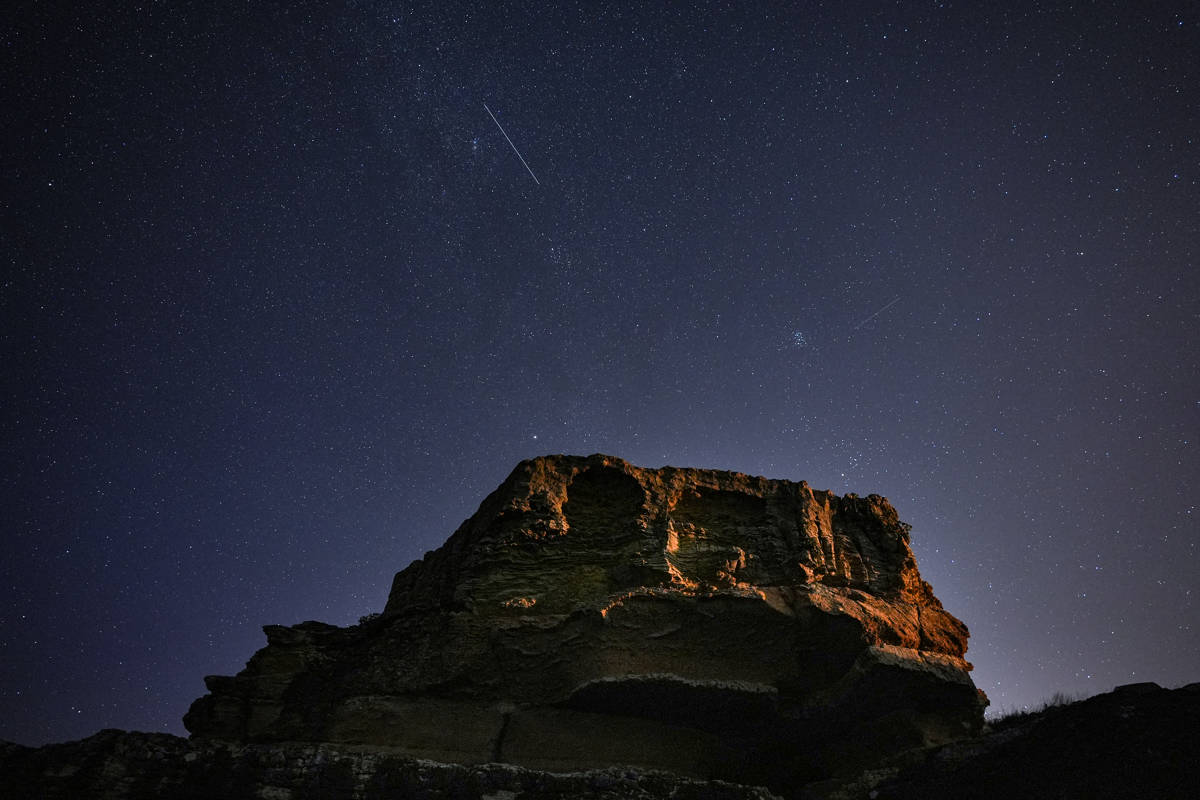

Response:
(3, 1), (1197, 747)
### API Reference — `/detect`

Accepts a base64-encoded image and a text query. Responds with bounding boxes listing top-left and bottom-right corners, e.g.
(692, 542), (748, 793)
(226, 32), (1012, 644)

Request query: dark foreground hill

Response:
(859, 680), (1200, 800)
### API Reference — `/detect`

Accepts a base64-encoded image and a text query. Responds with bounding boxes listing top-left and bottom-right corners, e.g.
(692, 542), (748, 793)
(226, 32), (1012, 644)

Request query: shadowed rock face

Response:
(184, 454), (986, 791)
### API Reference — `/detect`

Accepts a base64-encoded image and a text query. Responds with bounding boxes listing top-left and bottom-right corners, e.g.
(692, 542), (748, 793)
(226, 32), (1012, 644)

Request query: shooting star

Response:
(853, 296), (901, 329)
(483, 103), (540, 186)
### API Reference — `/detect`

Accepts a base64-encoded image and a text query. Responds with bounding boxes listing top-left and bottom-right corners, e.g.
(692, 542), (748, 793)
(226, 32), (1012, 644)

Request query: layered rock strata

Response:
(185, 454), (986, 791)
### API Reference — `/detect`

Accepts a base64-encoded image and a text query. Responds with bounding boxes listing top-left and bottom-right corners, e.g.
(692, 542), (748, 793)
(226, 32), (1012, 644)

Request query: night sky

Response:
(4, 1), (1197, 747)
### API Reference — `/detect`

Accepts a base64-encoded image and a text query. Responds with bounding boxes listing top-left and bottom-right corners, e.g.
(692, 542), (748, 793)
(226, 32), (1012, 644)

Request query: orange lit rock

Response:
(184, 454), (987, 792)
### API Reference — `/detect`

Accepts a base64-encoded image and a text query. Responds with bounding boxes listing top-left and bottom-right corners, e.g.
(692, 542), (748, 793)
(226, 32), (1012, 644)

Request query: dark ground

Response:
(3, 681), (1197, 799)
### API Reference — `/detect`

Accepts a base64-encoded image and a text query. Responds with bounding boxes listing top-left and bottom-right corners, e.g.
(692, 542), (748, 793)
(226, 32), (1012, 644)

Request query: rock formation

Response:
(183, 454), (987, 791)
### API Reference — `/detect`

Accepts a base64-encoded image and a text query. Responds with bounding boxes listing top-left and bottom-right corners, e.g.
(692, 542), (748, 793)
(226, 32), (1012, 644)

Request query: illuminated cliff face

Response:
(186, 454), (986, 789)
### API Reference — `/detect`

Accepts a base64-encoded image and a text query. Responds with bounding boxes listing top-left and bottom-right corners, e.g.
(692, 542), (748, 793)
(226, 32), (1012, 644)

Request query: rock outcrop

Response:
(184, 454), (986, 793)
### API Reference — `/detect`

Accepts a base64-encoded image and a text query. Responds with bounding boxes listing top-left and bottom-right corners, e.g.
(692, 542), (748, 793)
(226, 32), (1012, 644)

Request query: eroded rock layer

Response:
(185, 454), (986, 791)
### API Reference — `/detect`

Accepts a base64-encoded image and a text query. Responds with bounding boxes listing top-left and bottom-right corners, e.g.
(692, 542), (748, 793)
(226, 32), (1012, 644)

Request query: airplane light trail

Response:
(483, 103), (540, 186)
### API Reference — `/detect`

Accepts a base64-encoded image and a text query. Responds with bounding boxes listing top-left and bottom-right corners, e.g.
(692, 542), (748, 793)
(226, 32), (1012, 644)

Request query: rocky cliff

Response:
(183, 454), (986, 791)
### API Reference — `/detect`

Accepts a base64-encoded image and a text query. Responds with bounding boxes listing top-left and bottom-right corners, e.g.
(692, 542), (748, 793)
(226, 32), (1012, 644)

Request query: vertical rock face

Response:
(185, 454), (986, 791)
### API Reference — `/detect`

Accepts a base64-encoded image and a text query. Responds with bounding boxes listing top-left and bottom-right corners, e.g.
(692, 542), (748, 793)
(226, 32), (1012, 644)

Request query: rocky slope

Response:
(182, 454), (986, 792)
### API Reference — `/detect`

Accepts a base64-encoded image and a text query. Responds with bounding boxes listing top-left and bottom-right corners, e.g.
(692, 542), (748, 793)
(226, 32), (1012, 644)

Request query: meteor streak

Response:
(484, 103), (540, 186)
(853, 296), (901, 329)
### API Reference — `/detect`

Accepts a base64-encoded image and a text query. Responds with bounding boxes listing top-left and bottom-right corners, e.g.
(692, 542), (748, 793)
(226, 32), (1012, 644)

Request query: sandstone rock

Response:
(184, 454), (987, 792)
